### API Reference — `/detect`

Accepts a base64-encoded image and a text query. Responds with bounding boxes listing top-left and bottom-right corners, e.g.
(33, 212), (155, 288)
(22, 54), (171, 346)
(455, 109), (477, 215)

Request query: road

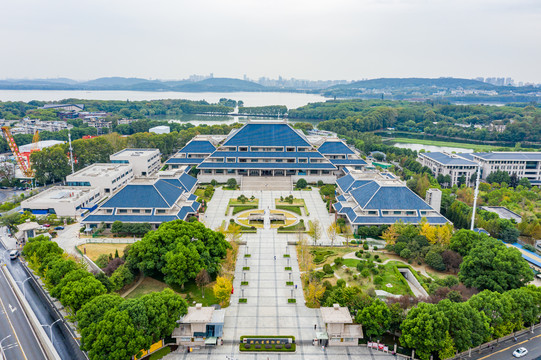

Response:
(0, 266), (46, 360)
(467, 327), (541, 360)
(0, 237), (87, 360)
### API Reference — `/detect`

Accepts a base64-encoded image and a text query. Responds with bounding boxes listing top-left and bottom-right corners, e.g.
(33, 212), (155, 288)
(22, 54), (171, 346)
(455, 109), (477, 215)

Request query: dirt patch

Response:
(77, 243), (130, 262)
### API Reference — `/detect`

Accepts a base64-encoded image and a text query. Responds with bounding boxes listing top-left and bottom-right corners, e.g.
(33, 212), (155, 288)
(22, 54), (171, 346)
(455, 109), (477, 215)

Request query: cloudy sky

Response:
(2, 0), (541, 83)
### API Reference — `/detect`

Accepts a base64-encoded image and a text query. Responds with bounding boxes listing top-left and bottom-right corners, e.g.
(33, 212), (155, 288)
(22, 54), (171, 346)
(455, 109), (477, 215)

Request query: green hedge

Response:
(392, 265), (415, 296)
(239, 336), (296, 352)
(232, 205), (258, 215)
(275, 205), (303, 215)
(277, 220), (305, 233)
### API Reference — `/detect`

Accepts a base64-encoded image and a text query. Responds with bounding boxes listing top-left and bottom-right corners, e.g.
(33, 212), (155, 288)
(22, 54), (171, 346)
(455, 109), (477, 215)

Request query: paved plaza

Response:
(165, 189), (394, 359)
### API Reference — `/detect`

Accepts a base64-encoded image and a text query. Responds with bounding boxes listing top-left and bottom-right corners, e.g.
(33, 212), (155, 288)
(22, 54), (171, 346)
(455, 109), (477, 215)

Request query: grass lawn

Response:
(390, 137), (500, 151)
(194, 188), (212, 203)
(308, 246), (355, 267)
(229, 198), (258, 206)
(334, 262), (412, 296)
(126, 277), (219, 306)
(148, 347), (171, 360)
(275, 198), (306, 206)
(77, 243), (130, 262)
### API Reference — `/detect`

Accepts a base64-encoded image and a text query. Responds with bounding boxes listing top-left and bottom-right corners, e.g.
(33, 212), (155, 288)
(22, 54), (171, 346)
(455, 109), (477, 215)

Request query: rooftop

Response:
(178, 139), (216, 154)
(180, 304), (214, 324)
(318, 140), (355, 155)
(223, 122), (311, 147)
(111, 148), (159, 157)
(23, 186), (98, 204)
(480, 206), (522, 222)
(320, 304), (353, 324)
(420, 152), (477, 166)
(67, 163), (131, 178)
(472, 152), (541, 161)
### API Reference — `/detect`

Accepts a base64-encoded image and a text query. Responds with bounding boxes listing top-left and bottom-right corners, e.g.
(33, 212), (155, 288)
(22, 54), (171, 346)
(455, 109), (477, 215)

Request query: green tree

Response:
(30, 146), (71, 184)
(195, 268), (211, 298)
(486, 170), (511, 185)
(296, 178), (307, 189)
(424, 249), (446, 271)
(56, 272), (107, 312)
(449, 229), (483, 256)
(226, 178), (237, 189)
(356, 299), (391, 338)
(163, 243), (202, 287)
(109, 264), (135, 291)
(468, 290), (521, 338)
(400, 302), (449, 360)
(459, 237), (533, 292)
(76, 294), (125, 329)
(44, 257), (80, 287)
(308, 220), (322, 246)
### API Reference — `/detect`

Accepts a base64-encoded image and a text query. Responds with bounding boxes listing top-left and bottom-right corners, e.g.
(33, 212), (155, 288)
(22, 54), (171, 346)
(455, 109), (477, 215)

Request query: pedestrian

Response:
(295, 284), (297, 290)
(274, 255), (276, 261)
(314, 324), (317, 330)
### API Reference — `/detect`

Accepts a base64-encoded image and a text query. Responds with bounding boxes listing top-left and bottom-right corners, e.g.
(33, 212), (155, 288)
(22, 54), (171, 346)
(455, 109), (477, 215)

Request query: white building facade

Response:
(110, 148), (161, 177)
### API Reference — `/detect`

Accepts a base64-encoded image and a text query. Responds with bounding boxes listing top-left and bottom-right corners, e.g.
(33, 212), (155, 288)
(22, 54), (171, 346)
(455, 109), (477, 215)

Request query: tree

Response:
(356, 299), (391, 338)
(381, 223), (399, 245)
(308, 220), (322, 246)
(195, 269), (211, 298)
(500, 226), (520, 243)
(163, 243), (202, 288)
(44, 257), (80, 287)
(296, 178), (307, 189)
(400, 302), (449, 360)
(226, 223), (242, 243)
(327, 223), (338, 247)
(518, 177), (531, 188)
(109, 265), (135, 291)
(213, 276), (232, 306)
(30, 146), (71, 184)
(441, 250), (462, 274)
(0, 212), (21, 233)
(56, 272), (107, 313)
(76, 294), (125, 329)
(342, 226), (353, 247)
(486, 170), (511, 185)
(305, 280), (325, 307)
(468, 290), (521, 338)
(425, 250), (446, 271)
(459, 237), (533, 292)
(226, 178), (237, 189)
(449, 229), (483, 256)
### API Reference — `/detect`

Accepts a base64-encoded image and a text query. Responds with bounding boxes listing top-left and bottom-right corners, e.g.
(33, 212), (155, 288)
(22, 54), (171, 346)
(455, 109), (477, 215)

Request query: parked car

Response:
(42, 224), (50, 228)
(9, 250), (19, 260)
(54, 226), (64, 230)
(513, 348), (528, 358)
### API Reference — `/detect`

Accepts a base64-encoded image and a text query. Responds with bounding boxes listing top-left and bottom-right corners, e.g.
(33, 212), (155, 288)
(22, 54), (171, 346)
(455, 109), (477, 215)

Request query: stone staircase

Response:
(240, 176), (292, 191)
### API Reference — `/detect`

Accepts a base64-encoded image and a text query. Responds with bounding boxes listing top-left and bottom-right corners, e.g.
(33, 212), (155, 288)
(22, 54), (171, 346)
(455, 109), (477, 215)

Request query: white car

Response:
(513, 347), (528, 358)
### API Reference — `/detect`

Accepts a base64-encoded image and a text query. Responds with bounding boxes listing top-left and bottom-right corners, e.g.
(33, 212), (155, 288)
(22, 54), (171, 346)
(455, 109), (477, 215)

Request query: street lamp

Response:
(15, 277), (32, 299)
(41, 319), (62, 344)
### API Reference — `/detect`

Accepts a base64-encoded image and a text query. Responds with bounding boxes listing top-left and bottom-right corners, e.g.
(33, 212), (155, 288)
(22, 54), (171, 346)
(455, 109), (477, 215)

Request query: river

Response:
(0, 90), (326, 109)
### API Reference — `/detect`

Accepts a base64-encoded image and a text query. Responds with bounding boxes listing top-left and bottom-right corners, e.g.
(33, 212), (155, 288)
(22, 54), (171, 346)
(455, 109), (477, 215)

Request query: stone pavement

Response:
(165, 188), (393, 359)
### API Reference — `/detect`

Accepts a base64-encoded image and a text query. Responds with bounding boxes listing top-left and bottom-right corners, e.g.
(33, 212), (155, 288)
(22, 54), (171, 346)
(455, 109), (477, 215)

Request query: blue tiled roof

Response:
(473, 152), (541, 161)
(197, 162), (336, 169)
(178, 140), (216, 154)
(337, 194), (347, 202)
(102, 184), (170, 208)
(318, 141), (355, 155)
(223, 123), (311, 147)
(336, 174), (355, 192)
(83, 214), (179, 223)
(421, 152), (477, 166)
(166, 158), (204, 164)
(349, 181), (380, 207)
(179, 172), (198, 192)
(154, 180), (185, 207)
(351, 216), (448, 225)
(208, 151), (325, 158)
(330, 159), (367, 166)
(334, 202), (343, 212)
(457, 153), (474, 161)
(349, 180), (375, 191)
(188, 194), (197, 201)
(343, 167), (350, 174)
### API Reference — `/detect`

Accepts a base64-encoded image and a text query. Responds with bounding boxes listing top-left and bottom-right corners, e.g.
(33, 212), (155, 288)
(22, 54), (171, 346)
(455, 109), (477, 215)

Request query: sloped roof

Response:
(318, 140), (355, 155)
(197, 162), (336, 169)
(165, 158), (204, 164)
(178, 140), (216, 154)
(350, 183), (433, 210)
(207, 151), (325, 158)
(336, 174), (355, 192)
(101, 184), (170, 208)
(330, 159), (367, 166)
(223, 123), (311, 147)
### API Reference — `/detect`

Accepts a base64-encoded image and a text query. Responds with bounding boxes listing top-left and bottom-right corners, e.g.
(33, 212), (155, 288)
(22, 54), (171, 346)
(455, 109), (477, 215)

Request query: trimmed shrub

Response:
(361, 269), (370, 278)
(244, 344), (251, 350)
(363, 243), (369, 250)
(285, 344), (292, 349)
(334, 257), (344, 266)
(323, 264), (334, 274)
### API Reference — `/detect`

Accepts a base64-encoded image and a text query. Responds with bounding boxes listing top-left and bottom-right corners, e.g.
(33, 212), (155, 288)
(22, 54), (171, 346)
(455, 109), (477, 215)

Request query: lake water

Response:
(0, 90), (326, 109)
(393, 143), (474, 153)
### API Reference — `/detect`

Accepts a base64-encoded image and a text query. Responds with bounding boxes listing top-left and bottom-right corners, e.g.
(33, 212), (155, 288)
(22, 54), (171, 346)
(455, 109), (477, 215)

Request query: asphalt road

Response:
(0, 240), (86, 360)
(469, 328), (541, 360)
(0, 267), (46, 360)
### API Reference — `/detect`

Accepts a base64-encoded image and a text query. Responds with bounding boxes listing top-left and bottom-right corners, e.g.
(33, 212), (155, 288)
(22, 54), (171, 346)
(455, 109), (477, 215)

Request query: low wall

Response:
(398, 268), (428, 297)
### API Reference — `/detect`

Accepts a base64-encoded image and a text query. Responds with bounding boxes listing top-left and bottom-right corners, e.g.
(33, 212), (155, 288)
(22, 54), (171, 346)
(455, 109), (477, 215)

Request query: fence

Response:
(75, 237), (140, 247)
(451, 322), (541, 360)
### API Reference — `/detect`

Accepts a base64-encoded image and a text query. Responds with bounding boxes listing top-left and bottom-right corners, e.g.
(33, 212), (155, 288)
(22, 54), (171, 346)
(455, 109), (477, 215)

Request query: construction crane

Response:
(1, 126), (34, 178)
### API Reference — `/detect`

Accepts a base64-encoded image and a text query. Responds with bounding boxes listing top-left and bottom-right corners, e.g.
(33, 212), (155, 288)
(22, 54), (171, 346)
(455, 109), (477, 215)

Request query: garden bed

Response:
(239, 336), (296, 352)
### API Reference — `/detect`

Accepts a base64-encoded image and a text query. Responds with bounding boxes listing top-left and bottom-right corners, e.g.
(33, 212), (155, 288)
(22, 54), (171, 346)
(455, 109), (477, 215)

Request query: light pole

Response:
(15, 277), (32, 299)
(41, 318), (62, 344)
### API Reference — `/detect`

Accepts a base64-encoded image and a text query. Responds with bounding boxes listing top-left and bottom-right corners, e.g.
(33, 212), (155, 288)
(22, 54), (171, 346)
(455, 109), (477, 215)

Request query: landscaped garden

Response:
(275, 195), (309, 216)
(226, 195), (258, 215)
(77, 243), (130, 262)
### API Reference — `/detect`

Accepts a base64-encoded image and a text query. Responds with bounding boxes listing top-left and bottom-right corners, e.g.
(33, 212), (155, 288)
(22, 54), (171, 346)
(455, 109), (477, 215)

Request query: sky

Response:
(2, 0), (541, 83)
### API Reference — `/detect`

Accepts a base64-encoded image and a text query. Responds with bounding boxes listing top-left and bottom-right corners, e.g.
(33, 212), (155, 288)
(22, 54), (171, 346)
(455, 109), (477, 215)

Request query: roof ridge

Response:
(153, 181), (175, 207)
(359, 183), (381, 209)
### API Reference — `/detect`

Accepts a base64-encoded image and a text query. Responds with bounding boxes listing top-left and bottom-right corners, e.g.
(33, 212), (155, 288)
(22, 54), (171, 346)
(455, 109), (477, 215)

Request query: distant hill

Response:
(0, 77), (267, 92)
(330, 77), (496, 90)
